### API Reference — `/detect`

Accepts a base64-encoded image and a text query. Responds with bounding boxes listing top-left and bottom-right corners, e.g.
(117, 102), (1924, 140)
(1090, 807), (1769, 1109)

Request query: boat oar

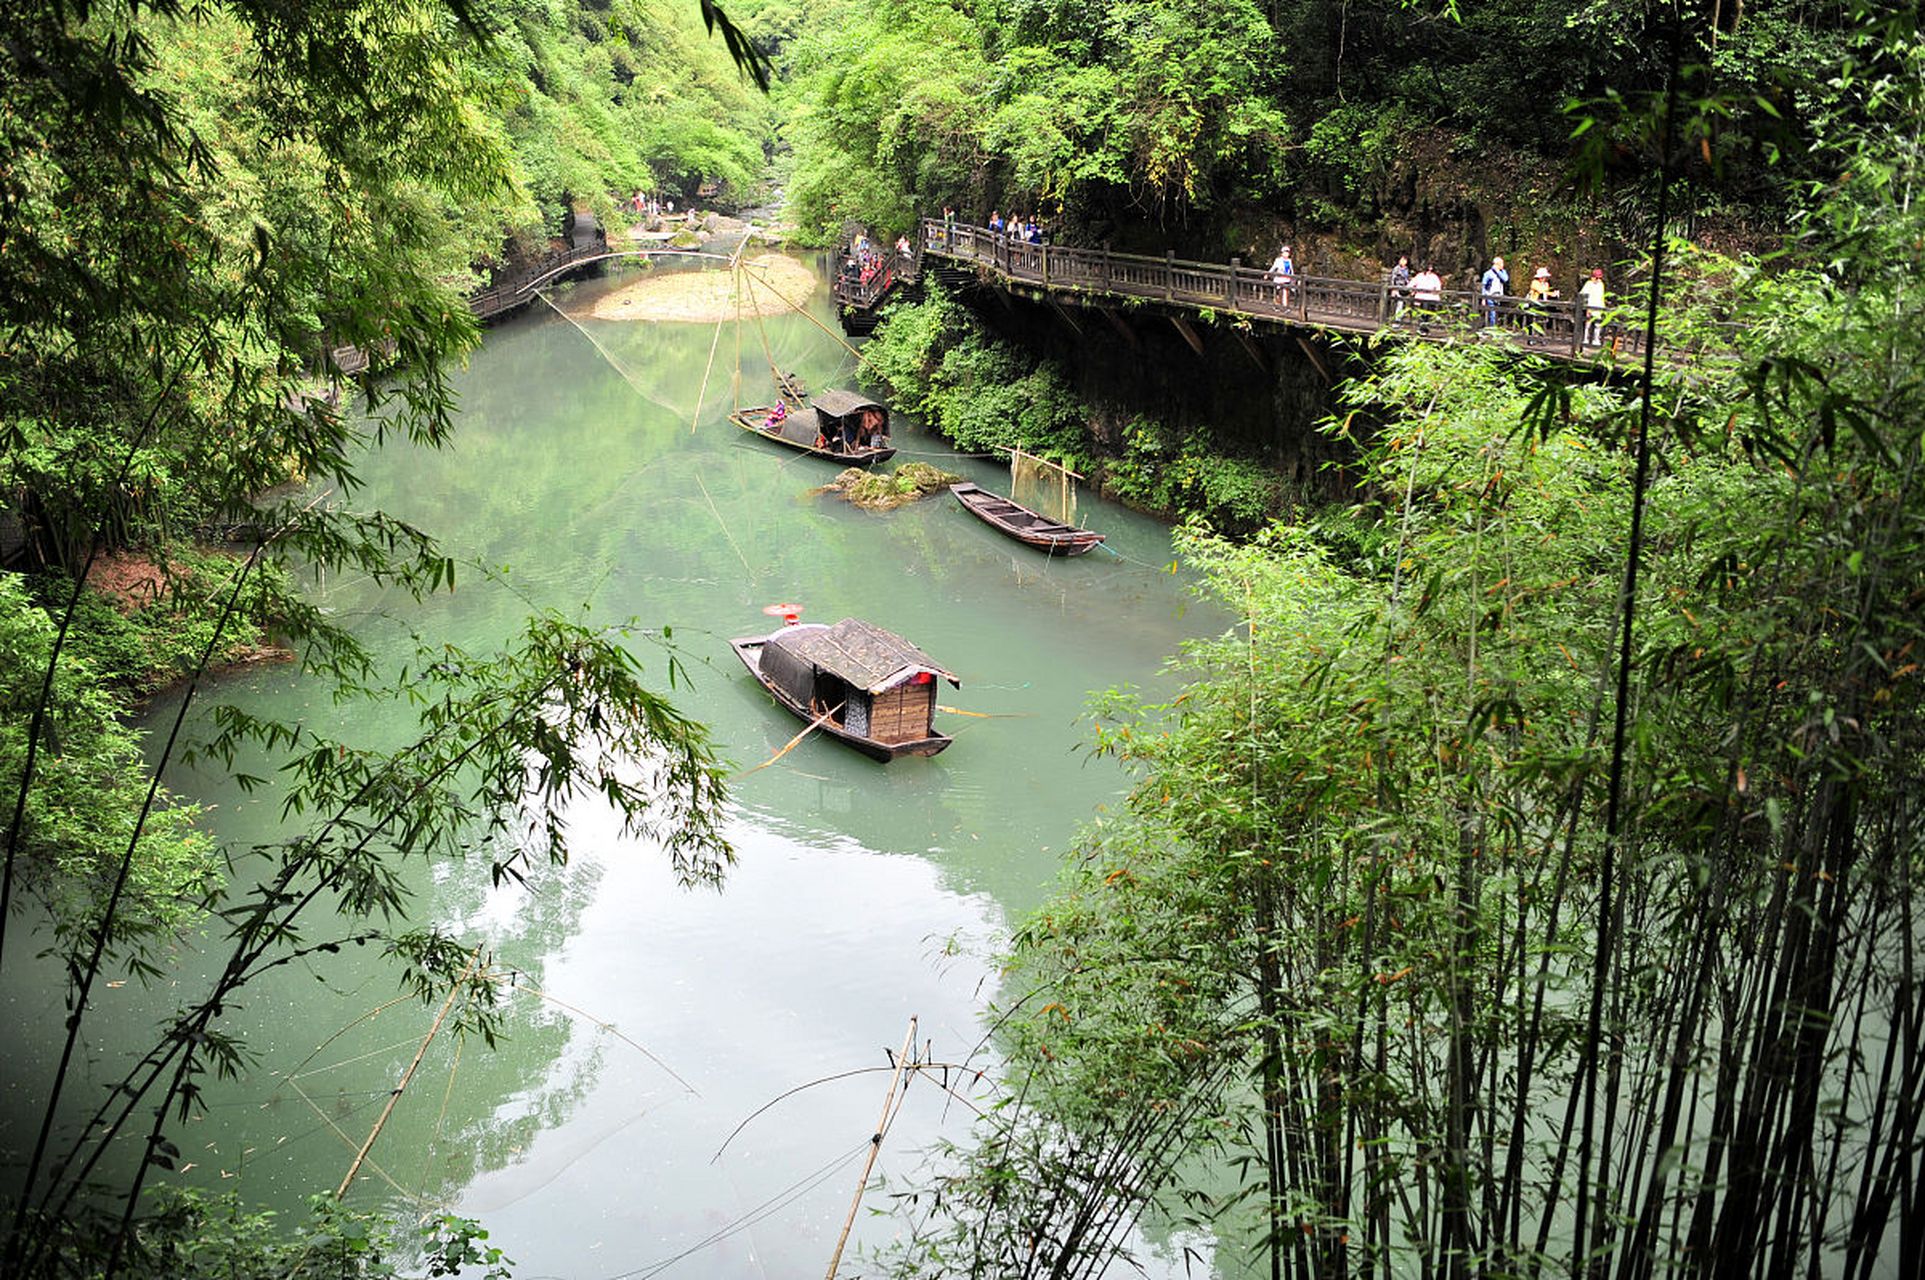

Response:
(937, 705), (1034, 719)
(739, 702), (845, 776)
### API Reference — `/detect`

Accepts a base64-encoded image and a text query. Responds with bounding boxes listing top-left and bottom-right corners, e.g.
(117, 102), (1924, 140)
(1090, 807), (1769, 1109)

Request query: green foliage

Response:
(780, 0), (1287, 236)
(0, 576), (217, 948)
(31, 550), (287, 696)
(25, 1189), (512, 1279)
(862, 288), (1285, 531)
(1100, 417), (1283, 533)
(1, 0), (749, 1273)
(878, 12), (1925, 1273)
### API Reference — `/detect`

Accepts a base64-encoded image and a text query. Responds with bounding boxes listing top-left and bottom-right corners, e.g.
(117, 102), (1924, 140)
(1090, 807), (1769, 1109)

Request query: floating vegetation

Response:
(817, 462), (961, 511)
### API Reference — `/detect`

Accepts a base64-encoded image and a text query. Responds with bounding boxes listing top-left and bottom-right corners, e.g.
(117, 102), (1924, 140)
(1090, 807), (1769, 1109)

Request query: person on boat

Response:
(766, 399), (788, 428)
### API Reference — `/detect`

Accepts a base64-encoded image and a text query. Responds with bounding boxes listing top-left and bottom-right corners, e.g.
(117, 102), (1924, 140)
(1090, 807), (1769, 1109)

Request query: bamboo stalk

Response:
(824, 1017), (917, 1280)
(739, 702), (846, 777)
(335, 945), (483, 1200)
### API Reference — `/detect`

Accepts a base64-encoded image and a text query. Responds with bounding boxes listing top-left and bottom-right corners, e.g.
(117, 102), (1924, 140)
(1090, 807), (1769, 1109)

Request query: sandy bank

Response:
(586, 253), (816, 323)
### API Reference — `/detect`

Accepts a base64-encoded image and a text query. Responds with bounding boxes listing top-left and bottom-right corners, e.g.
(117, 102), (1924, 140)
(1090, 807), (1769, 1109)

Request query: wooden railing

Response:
(921, 219), (1686, 362)
(468, 240), (611, 319)
(832, 239), (923, 311)
(833, 259), (899, 310)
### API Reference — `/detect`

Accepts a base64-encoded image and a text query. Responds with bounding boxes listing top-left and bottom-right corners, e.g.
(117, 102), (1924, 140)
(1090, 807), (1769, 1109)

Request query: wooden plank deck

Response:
(919, 219), (1718, 365)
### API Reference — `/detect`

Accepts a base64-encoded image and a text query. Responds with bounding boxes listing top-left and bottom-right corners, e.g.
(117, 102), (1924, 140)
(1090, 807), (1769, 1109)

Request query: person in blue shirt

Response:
(1270, 245), (1295, 307)
(988, 210), (1004, 234)
(1480, 256), (1509, 328)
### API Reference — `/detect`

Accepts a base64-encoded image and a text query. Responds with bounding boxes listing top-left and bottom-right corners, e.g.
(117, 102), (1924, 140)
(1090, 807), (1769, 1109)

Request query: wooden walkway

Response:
(920, 219), (1692, 363)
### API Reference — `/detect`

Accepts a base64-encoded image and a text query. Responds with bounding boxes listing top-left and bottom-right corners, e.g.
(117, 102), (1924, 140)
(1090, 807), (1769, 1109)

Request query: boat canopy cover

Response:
(811, 389), (887, 423)
(765, 618), (957, 693)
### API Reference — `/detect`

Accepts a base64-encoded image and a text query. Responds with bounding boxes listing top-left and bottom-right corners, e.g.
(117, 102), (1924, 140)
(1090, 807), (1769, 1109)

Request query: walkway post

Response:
(1165, 250), (1175, 302)
(1228, 258), (1239, 311)
(1041, 244), (1049, 288)
(1103, 242), (1113, 293)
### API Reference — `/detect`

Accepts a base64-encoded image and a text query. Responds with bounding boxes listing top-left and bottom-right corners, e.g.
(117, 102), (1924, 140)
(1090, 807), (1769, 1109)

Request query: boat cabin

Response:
(812, 389), (889, 452)
(759, 619), (956, 746)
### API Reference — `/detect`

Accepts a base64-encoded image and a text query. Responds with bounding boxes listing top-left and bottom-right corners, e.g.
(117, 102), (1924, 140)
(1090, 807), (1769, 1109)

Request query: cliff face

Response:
(958, 289), (1353, 493)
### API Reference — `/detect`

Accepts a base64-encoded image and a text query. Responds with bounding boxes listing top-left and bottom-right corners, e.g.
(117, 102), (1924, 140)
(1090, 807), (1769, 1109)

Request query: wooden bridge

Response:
(832, 236), (922, 332)
(920, 219), (1693, 364)
(328, 231), (728, 378)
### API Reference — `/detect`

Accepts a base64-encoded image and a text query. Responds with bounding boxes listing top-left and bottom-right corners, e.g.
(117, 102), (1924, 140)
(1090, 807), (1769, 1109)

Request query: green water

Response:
(3, 254), (1226, 1277)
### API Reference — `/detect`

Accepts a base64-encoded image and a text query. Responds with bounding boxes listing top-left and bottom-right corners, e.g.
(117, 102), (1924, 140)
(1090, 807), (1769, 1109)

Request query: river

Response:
(2, 250), (1226, 1277)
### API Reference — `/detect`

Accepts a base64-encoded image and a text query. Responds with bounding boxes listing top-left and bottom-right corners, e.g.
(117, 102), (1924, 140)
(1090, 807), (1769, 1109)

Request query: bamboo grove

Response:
(878, 13), (1925, 1280)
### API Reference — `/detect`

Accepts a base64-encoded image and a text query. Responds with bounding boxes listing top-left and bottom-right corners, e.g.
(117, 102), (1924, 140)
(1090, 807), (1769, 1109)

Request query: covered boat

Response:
(731, 618), (957, 761)
(810, 388), (892, 454)
(729, 388), (896, 465)
(951, 482), (1106, 556)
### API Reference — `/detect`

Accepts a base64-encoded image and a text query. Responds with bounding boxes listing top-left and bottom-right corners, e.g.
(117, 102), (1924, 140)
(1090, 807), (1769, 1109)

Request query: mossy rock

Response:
(818, 461), (961, 511)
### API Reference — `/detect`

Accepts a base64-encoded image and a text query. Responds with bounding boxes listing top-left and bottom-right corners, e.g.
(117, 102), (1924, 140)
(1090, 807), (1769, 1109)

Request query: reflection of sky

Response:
(457, 807), (1007, 1280)
(1, 253), (1235, 1276)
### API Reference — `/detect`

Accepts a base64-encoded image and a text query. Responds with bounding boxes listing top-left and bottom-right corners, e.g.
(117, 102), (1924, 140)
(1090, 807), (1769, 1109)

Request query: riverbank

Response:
(584, 251), (816, 322)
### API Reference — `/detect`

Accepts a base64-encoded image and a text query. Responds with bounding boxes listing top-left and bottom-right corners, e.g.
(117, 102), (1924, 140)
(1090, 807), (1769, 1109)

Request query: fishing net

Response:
(1010, 448), (1078, 526)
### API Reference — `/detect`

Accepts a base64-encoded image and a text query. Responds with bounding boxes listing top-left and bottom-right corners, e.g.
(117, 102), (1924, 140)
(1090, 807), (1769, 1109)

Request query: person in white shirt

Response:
(1579, 268), (1607, 345)
(1270, 245), (1295, 307)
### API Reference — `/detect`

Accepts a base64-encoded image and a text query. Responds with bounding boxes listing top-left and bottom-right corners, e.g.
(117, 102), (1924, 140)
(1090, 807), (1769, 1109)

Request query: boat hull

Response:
(729, 408), (896, 466)
(951, 482), (1105, 556)
(730, 637), (952, 762)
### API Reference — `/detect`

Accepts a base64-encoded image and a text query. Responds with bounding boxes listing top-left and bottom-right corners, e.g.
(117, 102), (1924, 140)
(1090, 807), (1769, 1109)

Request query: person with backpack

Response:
(1389, 254), (1412, 321)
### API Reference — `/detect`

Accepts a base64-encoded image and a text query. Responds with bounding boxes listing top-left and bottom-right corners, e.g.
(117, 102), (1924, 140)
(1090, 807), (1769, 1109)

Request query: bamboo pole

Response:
(739, 702), (846, 777)
(824, 1017), (917, 1280)
(692, 233), (753, 434)
(335, 945), (483, 1200)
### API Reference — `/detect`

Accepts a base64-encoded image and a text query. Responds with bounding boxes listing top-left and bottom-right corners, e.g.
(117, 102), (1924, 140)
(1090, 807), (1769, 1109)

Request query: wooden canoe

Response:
(729, 405), (896, 466)
(951, 482), (1106, 556)
(730, 631), (953, 762)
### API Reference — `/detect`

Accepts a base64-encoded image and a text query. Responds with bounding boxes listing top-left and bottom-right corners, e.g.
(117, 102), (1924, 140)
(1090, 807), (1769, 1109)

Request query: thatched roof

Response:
(812, 388), (887, 421)
(766, 618), (957, 692)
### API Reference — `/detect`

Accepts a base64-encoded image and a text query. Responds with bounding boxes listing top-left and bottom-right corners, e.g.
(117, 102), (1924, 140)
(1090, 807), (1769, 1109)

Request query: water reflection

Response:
(1, 250), (1228, 1276)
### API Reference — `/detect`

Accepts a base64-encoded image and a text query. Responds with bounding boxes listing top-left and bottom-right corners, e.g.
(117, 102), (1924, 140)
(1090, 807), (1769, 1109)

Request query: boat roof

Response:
(812, 388), (886, 420)
(765, 618), (957, 692)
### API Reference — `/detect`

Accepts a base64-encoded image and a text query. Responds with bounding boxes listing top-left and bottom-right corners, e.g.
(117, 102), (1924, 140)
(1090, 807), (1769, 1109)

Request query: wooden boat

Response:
(731, 618), (958, 762)
(951, 482), (1106, 556)
(728, 388), (896, 465)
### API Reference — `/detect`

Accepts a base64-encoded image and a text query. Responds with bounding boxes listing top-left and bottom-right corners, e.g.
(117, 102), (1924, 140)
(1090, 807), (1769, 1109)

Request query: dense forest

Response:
(4, 0), (1924, 1274)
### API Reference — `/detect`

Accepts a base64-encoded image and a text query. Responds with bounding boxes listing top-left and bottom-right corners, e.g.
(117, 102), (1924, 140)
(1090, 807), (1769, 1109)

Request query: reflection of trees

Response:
(99, 251), (1215, 1224)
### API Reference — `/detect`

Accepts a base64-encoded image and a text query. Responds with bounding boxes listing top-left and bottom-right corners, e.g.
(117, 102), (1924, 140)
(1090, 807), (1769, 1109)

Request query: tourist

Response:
(1270, 244), (1295, 307)
(1388, 254), (1411, 320)
(1410, 264), (1443, 332)
(896, 233), (912, 259)
(1525, 266), (1559, 344)
(1580, 267), (1607, 345)
(1026, 219), (1043, 245)
(988, 210), (1004, 234)
(1480, 255), (1509, 328)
